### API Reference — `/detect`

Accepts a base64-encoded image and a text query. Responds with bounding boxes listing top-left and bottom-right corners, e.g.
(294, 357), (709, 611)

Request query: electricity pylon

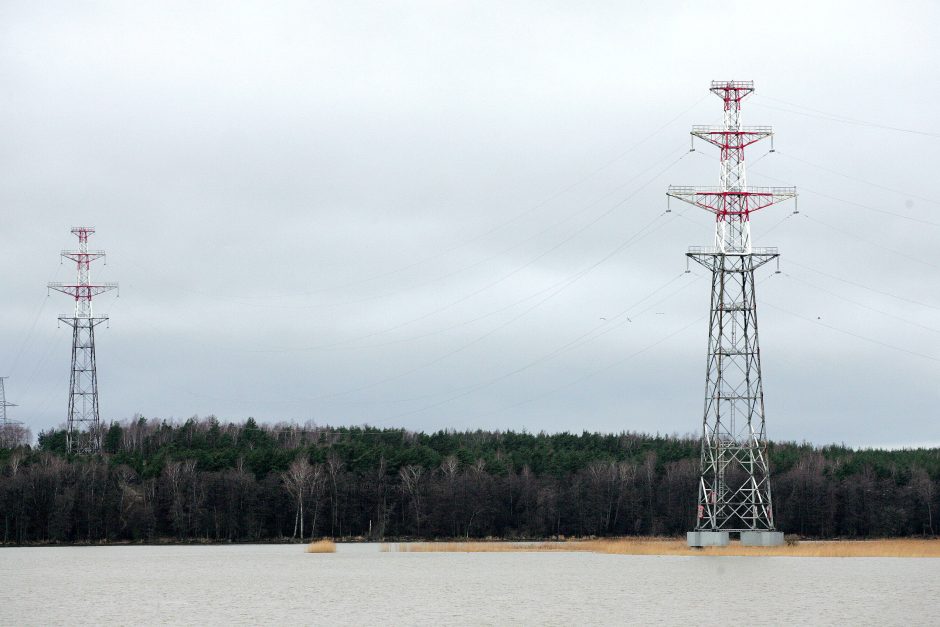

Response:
(48, 227), (118, 454)
(668, 81), (796, 547)
(0, 377), (25, 448)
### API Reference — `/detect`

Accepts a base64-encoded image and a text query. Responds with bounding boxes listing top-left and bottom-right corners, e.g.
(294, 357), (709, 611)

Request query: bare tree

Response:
(326, 452), (344, 538)
(399, 465), (425, 535)
(912, 467), (935, 536)
(0, 423), (30, 449)
(440, 455), (459, 536)
(163, 459), (199, 539)
(282, 458), (314, 539)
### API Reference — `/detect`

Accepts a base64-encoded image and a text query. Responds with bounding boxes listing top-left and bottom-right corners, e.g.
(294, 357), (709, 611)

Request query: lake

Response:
(1, 544), (937, 625)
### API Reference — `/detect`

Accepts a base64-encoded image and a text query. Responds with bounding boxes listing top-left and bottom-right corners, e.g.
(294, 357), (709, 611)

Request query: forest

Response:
(0, 416), (937, 544)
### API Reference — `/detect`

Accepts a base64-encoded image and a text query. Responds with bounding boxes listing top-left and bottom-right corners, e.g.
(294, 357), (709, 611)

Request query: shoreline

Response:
(7, 536), (940, 557)
(383, 537), (940, 558)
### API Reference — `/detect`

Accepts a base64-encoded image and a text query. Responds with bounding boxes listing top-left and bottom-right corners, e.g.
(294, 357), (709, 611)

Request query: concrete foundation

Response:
(740, 530), (785, 546)
(687, 531), (730, 547)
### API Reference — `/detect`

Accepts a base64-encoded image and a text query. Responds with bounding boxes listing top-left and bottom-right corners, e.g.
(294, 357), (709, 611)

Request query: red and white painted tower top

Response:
(48, 226), (118, 320)
(668, 80), (796, 254)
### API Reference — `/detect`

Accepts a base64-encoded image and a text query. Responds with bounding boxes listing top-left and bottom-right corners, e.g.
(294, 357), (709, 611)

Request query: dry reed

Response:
(384, 538), (940, 558)
(305, 539), (337, 553)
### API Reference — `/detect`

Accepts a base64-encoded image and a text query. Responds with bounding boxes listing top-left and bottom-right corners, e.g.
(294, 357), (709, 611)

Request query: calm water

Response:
(1, 544), (938, 625)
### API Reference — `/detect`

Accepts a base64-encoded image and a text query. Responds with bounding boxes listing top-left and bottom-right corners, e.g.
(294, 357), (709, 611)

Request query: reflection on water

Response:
(1, 544), (938, 625)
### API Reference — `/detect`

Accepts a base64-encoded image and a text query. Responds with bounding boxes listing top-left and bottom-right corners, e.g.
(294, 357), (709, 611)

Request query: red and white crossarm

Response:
(47, 282), (119, 302)
(666, 185), (797, 218)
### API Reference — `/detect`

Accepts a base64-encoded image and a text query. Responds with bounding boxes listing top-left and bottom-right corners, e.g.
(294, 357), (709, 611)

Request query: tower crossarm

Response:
(710, 80), (754, 95)
(691, 126), (773, 150)
(57, 314), (109, 328)
(667, 185), (796, 217)
(61, 250), (106, 264)
(47, 282), (119, 299)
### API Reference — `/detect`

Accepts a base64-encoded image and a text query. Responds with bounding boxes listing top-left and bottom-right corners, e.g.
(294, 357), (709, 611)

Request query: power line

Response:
(248, 149), (694, 353)
(801, 213), (940, 271)
(779, 271), (940, 336)
(367, 271), (702, 425)
(437, 313), (708, 429)
(787, 260), (940, 313)
(752, 95), (940, 139)
(763, 301), (940, 365)
(775, 151), (940, 208)
(124, 95), (712, 309)
(353, 210), (677, 350)
(6, 261), (65, 376)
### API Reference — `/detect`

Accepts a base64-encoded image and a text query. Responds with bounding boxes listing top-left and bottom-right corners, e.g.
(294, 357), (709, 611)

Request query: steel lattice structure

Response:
(48, 227), (118, 454)
(668, 81), (796, 547)
(0, 377), (17, 425)
(0, 377), (24, 448)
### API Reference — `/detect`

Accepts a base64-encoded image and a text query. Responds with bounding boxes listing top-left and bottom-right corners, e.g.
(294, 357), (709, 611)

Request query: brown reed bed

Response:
(382, 537), (940, 558)
(305, 539), (337, 553)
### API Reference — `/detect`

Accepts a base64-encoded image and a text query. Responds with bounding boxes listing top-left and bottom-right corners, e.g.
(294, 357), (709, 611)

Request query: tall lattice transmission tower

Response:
(48, 227), (118, 454)
(668, 81), (796, 547)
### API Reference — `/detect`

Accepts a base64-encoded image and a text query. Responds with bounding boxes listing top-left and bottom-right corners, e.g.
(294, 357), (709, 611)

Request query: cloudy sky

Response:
(0, 1), (937, 447)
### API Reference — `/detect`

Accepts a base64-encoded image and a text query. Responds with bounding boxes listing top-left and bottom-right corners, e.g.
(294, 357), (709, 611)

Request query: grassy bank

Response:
(381, 538), (940, 558)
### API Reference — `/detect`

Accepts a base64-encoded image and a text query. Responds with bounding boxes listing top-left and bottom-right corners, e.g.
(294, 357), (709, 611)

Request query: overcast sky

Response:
(0, 1), (937, 447)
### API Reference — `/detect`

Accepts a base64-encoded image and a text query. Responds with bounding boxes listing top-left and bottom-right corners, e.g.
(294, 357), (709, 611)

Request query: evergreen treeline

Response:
(0, 416), (937, 544)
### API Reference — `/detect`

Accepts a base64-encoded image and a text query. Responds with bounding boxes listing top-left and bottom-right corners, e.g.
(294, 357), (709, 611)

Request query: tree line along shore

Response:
(0, 416), (937, 544)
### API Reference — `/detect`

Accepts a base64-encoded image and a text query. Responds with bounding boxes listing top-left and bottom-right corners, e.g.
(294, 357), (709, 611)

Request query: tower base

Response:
(687, 531), (729, 547)
(740, 531), (784, 546)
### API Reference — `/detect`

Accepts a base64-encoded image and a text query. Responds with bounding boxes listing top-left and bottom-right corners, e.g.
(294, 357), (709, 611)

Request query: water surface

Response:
(1, 544), (936, 625)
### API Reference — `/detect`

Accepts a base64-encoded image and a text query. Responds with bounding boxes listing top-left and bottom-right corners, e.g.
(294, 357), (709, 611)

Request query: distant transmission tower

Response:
(668, 81), (796, 547)
(0, 377), (24, 448)
(48, 227), (118, 454)
(0, 377), (18, 424)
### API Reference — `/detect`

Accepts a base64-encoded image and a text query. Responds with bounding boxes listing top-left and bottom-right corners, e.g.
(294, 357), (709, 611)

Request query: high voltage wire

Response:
(135, 223), (694, 411)
(101, 198), (687, 414)
(241, 150), (694, 353)
(272, 93), (710, 300)
(112, 174), (680, 360)
(775, 151), (940, 208)
(763, 301), (940, 365)
(801, 213), (939, 271)
(787, 260), (940, 312)
(799, 186), (940, 228)
(5, 261), (65, 376)
(293, 270), (695, 409)
(438, 315), (708, 430)
(366, 271), (702, 425)
(778, 272), (940, 336)
(352, 210), (677, 351)
(123, 94), (711, 309)
(752, 95), (940, 139)
(122, 141), (691, 320)
(293, 144), (691, 311)
(6, 295), (51, 376)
